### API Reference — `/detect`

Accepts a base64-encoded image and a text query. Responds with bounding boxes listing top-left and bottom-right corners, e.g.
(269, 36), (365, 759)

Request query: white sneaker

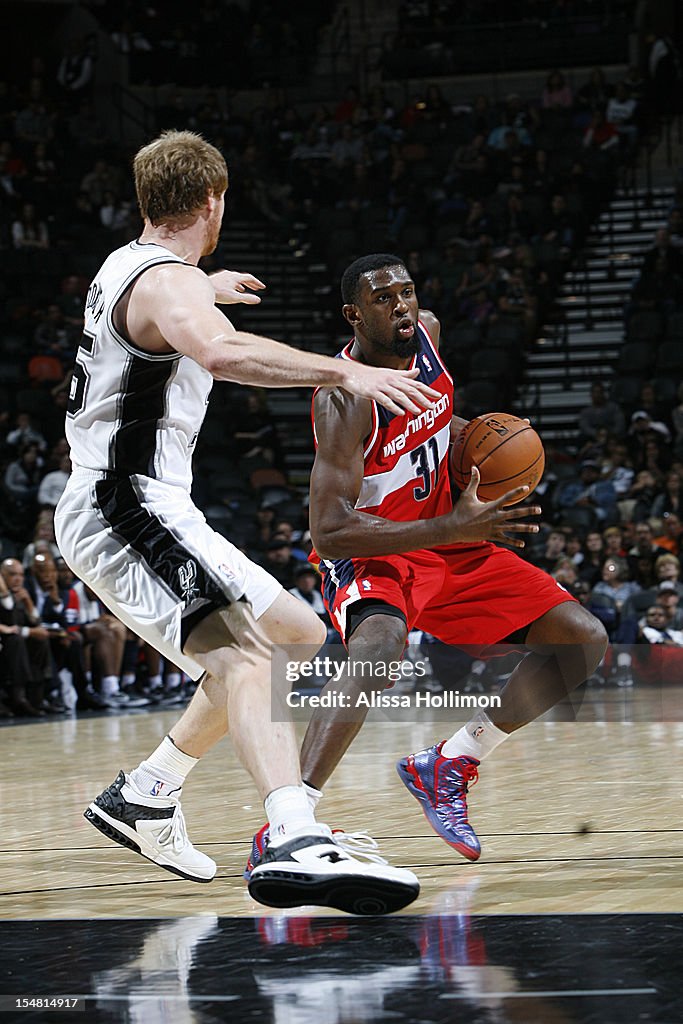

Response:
(247, 826), (419, 915)
(84, 771), (216, 882)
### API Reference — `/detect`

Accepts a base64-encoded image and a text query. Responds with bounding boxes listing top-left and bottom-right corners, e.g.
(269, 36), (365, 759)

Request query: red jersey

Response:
(312, 320), (453, 524)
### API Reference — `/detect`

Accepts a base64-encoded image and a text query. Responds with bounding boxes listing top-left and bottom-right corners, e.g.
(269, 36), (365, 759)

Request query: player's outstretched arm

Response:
(310, 391), (541, 560)
(131, 265), (439, 416)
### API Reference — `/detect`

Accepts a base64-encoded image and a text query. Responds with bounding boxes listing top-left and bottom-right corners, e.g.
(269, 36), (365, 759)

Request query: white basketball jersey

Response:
(65, 239), (213, 489)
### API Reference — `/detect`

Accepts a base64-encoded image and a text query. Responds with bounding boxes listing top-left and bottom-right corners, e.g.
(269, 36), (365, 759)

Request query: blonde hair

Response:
(133, 130), (228, 225)
(655, 553), (680, 574)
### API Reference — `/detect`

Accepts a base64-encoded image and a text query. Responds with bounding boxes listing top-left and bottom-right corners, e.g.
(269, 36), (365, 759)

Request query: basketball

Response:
(450, 412), (545, 503)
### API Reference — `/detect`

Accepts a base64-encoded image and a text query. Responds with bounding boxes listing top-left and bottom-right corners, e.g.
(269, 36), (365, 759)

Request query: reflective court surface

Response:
(2, 913), (682, 1023)
(2, 689), (683, 1022)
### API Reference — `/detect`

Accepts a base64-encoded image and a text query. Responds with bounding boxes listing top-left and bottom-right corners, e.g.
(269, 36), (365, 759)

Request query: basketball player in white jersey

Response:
(54, 130), (432, 914)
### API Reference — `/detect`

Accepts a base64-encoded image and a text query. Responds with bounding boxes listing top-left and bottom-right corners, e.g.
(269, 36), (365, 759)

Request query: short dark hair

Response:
(341, 253), (406, 305)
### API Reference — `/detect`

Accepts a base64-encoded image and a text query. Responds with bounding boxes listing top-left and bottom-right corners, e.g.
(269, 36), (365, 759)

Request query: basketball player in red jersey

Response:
(245, 253), (607, 871)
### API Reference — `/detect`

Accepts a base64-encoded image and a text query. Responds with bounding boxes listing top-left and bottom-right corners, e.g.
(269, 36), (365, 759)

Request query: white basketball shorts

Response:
(54, 469), (282, 680)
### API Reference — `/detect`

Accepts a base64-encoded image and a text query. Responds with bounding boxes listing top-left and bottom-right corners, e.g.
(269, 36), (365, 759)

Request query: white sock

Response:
(129, 735), (198, 797)
(265, 785), (318, 841)
(165, 672), (181, 690)
(120, 672), (136, 688)
(148, 673), (163, 690)
(101, 675), (119, 697)
(442, 711), (509, 762)
(303, 780), (322, 812)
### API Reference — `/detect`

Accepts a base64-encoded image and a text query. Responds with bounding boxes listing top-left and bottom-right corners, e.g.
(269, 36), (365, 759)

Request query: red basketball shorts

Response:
(320, 543), (575, 647)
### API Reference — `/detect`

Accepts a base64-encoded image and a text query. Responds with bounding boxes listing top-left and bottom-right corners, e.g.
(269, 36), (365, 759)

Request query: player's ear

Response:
(343, 303), (362, 327)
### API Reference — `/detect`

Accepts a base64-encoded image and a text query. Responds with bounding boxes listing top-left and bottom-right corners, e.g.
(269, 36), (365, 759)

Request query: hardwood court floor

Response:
(2, 691), (683, 920)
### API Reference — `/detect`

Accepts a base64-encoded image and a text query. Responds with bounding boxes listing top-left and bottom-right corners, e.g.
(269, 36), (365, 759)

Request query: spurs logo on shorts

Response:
(178, 559), (200, 604)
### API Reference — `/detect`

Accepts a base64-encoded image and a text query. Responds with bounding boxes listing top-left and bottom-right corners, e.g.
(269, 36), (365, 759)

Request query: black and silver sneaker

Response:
(247, 827), (419, 915)
(84, 771), (216, 882)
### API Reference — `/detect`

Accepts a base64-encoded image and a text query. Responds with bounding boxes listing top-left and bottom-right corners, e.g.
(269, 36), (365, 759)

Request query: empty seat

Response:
(611, 375), (645, 408)
(464, 379), (502, 415)
(486, 320), (523, 349)
(655, 341), (683, 374)
(618, 341), (655, 376)
(468, 347), (513, 382)
(626, 310), (664, 343)
(664, 311), (683, 341)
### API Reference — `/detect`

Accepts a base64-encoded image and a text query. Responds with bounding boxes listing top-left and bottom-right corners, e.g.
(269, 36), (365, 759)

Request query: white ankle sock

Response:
(441, 711), (509, 762)
(265, 785), (317, 841)
(303, 781), (322, 813)
(166, 672), (181, 690)
(101, 675), (119, 697)
(129, 735), (198, 797)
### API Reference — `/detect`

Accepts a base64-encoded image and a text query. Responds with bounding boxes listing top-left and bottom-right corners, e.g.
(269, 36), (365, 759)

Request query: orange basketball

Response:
(450, 412), (545, 503)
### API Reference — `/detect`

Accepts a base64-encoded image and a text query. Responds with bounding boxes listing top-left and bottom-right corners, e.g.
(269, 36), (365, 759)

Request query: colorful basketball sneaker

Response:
(396, 743), (481, 861)
(244, 823), (270, 880)
(84, 770), (216, 882)
(247, 826), (420, 915)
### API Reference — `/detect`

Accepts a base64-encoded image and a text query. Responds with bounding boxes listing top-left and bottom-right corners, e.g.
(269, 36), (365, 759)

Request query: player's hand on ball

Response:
(209, 270), (266, 305)
(447, 466), (541, 548)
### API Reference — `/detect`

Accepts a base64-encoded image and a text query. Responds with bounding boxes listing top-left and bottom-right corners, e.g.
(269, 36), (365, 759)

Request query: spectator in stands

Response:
(638, 604), (683, 646)
(288, 564), (327, 622)
(11, 202), (49, 250)
(22, 511), (61, 567)
(534, 528), (566, 573)
(70, 577), (131, 706)
(582, 110), (619, 151)
(579, 530), (605, 585)
(640, 227), (683, 280)
(654, 553), (683, 596)
(496, 265), (537, 335)
(80, 158), (121, 207)
(603, 525), (627, 558)
(541, 69), (573, 111)
(33, 304), (77, 360)
(651, 470), (683, 518)
(37, 453), (71, 509)
(552, 557), (578, 589)
(606, 82), (639, 153)
(572, 579), (618, 639)
(0, 566), (45, 717)
(260, 536), (298, 589)
(628, 520), (670, 566)
(14, 98), (54, 144)
(653, 512), (682, 555)
(592, 556), (641, 612)
(575, 67), (612, 122)
(6, 412), (47, 452)
(578, 382), (626, 441)
(4, 442), (43, 518)
(637, 381), (671, 427)
(656, 580), (683, 629)
(541, 194), (575, 254)
(555, 459), (617, 523)
(0, 557), (57, 713)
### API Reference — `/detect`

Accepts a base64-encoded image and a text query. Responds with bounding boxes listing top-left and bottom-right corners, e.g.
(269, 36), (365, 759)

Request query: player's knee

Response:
(561, 605), (608, 671)
(348, 615), (407, 690)
(581, 612), (609, 670)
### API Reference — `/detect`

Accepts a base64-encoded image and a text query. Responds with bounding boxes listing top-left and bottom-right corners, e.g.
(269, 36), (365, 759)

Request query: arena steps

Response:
(517, 184), (674, 449)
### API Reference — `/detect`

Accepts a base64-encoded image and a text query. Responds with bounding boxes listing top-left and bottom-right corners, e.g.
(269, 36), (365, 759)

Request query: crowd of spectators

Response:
(1, 4), (682, 718)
